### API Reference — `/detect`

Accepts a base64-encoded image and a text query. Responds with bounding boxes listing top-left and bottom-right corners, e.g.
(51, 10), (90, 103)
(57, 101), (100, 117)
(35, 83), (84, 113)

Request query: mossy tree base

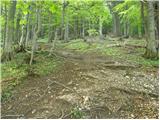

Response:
(1, 52), (13, 62)
(143, 49), (159, 60)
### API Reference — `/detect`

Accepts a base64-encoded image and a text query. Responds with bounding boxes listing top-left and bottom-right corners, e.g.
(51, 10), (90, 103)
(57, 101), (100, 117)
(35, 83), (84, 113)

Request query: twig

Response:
(61, 112), (72, 119)
(1, 77), (17, 83)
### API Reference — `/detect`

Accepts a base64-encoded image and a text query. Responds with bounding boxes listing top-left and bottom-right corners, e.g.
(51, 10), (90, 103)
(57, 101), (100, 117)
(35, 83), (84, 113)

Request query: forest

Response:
(0, 0), (159, 119)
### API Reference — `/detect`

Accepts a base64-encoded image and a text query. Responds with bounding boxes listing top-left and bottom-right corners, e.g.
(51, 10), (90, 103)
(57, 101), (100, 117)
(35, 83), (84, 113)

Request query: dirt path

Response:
(1, 50), (159, 119)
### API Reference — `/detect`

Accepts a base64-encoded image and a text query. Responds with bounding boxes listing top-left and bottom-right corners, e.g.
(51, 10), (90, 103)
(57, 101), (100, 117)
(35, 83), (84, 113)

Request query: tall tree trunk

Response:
(48, 12), (52, 43)
(15, 12), (21, 44)
(74, 18), (77, 39)
(61, 0), (65, 40)
(2, 1), (17, 61)
(19, 25), (25, 51)
(141, 1), (146, 38)
(30, 8), (41, 65)
(3, 2), (7, 48)
(49, 28), (58, 55)
(64, 12), (69, 41)
(82, 19), (85, 38)
(154, 1), (159, 49)
(25, 11), (30, 48)
(138, 24), (142, 38)
(110, 1), (121, 37)
(144, 1), (158, 59)
(114, 13), (121, 36)
(99, 16), (103, 40)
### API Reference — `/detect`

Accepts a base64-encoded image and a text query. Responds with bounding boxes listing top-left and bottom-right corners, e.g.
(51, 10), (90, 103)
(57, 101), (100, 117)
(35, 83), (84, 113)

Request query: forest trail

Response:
(1, 49), (159, 119)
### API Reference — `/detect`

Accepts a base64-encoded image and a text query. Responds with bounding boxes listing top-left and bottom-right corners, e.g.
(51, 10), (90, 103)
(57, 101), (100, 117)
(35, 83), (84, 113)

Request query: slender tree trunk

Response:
(15, 11), (21, 44)
(74, 18), (77, 39)
(61, 0), (65, 40)
(64, 12), (69, 41)
(3, 2), (7, 48)
(154, 1), (159, 49)
(99, 16), (103, 40)
(25, 11), (30, 48)
(19, 25), (25, 51)
(30, 8), (41, 65)
(110, 1), (121, 37)
(82, 19), (85, 38)
(89, 20), (91, 30)
(2, 1), (17, 61)
(48, 12), (52, 43)
(49, 28), (58, 55)
(138, 24), (142, 38)
(141, 1), (146, 38)
(30, 26), (37, 65)
(144, 1), (158, 59)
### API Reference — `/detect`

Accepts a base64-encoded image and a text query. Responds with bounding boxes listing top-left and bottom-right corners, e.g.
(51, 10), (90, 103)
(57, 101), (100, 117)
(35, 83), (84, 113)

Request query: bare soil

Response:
(1, 49), (159, 119)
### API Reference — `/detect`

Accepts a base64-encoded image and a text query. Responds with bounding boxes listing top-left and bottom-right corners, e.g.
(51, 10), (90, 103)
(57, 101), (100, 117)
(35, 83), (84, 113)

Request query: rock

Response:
(32, 109), (36, 114)
(125, 76), (130, 79)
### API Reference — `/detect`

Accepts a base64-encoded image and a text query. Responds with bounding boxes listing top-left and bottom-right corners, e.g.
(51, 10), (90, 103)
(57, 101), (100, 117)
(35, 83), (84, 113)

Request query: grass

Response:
(71, 106), (84, 119)
(1, 51), (62, 102)
(60, 38), (158, 67)
(62, 39), (89, 52)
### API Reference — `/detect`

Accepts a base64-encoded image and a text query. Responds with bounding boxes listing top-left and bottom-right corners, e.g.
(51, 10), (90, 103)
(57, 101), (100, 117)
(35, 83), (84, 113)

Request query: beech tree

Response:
(2, 1), (17, 61)
(144, 1), (158, 59)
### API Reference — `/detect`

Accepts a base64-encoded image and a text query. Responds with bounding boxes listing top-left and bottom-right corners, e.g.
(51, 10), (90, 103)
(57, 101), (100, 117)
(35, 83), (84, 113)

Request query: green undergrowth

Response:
(60, 39), (158, 67)
(1, 51), (62, 102)
(63, 39), (89, 51)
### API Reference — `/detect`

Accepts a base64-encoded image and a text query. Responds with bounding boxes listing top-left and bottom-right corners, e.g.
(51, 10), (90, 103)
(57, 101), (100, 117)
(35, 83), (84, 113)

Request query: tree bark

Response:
(30, 8), (41, 65)
(3, 2), (7, 48)
(25, 12), (30, 48)
(61, 0), (65, 40)
(49, 28), (58, 55)
(2, 1), (17, 61)
(99, 15), (103, 40)
(64, 11), (69, 41)
(19, 24), (25, 51)
(82, 19), (85, 38)
(141, 1), (146, 38)
(144, 1), (158, 59)
(15, 11), (21, 44)
(110, 1), (121, 37)
(48, 12), (52, 43)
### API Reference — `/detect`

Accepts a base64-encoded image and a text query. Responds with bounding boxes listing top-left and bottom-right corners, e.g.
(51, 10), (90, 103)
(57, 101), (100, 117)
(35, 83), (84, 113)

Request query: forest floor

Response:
(1, 38), (159, 119)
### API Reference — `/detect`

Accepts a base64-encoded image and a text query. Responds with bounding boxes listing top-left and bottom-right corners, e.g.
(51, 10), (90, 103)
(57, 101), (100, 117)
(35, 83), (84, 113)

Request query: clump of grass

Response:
(71, 106), (84, 119)
(32, 52), (62, 76)
(1, 53), (28, 80)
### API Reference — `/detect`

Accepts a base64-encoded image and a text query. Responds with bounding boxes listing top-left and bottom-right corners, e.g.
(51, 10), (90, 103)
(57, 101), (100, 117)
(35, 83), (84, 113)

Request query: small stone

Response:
(46, 110), (49, 113)
(131, 114), (134, 118)
(25, 95), (28, 97)
(51, 95), (53, 98)
(48, 91), (51, 94)
(32, 109), (36, 114)
(125, 76), (129, 79)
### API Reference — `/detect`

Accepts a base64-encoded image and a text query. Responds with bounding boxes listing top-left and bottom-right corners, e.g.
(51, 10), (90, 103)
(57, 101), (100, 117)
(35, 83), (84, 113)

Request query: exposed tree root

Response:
(110, 87), (159, 98)
(50, 80), (83, 98)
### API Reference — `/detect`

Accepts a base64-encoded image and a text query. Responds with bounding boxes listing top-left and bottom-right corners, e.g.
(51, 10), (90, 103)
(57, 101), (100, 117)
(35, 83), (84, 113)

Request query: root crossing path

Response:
(1, 50), (159, 119)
